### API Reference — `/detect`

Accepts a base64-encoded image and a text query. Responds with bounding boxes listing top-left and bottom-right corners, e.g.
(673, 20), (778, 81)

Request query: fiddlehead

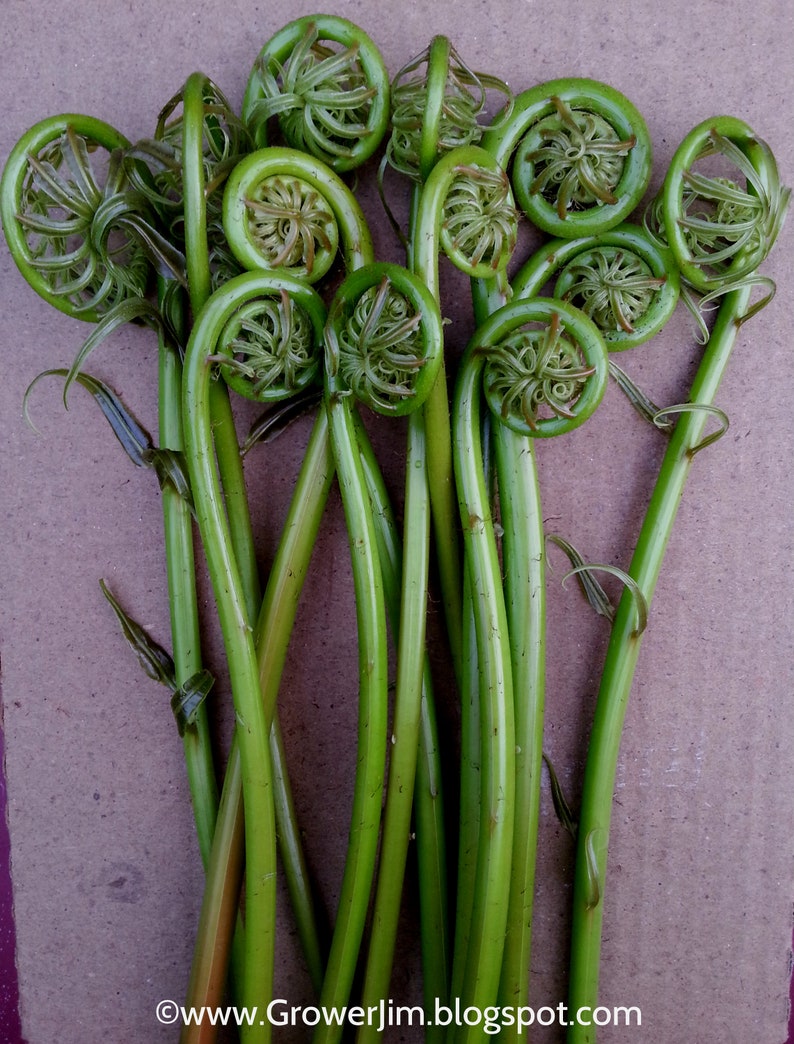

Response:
(476, 298), (610, 438)
(325, 262), (444, 416)
(565, 120), (789, 1044)
(223, 146), (372, 283)
(209, 277), (325, 403)
(482, 78), (652, 238)
(413, 144), (518, 295)
(125, 74), (251, 280)
(385, 35), (513, 184)
(314, 262), (442, 1044)
(657, 116), (789, 294)
(511, 223), (680, 351)
(242, 15), (390, 172)
(1, 115), (151, 320)
(439, 161), (517, 276)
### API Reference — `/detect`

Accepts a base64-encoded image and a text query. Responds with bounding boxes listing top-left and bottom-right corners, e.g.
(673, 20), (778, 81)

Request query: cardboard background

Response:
(1, 1), (792, 1041)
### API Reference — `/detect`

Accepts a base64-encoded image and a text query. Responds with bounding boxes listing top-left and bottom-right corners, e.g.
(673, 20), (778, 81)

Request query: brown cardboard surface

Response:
(1, 1), (792, 1041)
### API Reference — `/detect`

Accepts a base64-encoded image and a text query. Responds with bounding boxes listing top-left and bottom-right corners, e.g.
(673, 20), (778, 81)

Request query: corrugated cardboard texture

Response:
(1, 1), (792, 1041)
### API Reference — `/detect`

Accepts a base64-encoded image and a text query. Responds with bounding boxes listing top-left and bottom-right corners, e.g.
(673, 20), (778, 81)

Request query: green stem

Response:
(355, 414), (451, 1038)
(493, 424), (546, 1025)
(180, 743), (245, 1044)
(252, 407), (336, 994)
(181, 273), (332, 1036)
(183, 318), (277, 1044)
(448, 568), (480, 1006)
(566, 284), (751, 1043)
(182, 406), (335, 1039)
(183, 80), (326, 1021)
(356, 409), (435, 1039)
(314, 388), (389, 1044)
(157, 279), (218, 868)
(469, 257), (546, 1030)
(451, 345), (515, 1037)
(412, 681), (451, 1034)
(182, 72), (262, 616)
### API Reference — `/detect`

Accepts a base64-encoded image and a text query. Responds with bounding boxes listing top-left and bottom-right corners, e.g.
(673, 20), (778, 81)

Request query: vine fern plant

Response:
(566, 115), (789, 1044)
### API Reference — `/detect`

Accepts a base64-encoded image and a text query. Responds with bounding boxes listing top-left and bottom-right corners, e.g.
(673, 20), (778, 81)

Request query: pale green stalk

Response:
(157, 278), (219, 868)
(313, 385), (389, 1044)
(451, 345), (516, 1039)
(567, 285), (752, 1042)
(354, 412), (451, 1036)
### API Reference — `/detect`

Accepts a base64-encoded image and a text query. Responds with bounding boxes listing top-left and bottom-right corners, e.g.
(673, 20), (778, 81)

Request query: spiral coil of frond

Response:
(466, 298), (609, 438)
(214, 288), (320, 402)
(9, 123), (150, 316)
(520, 97), (636, 219)
(386, 39), (512, 182)
(242, 175), (338, 279)
(659, 125), (789, 292)
(482, 314), (596, 431)
(325, 263), (444, 416)
(243, 16), (390, 171)
(554, 246), (666, 337)
(335, 278), (425, 410)
(441, 162), (518, 274)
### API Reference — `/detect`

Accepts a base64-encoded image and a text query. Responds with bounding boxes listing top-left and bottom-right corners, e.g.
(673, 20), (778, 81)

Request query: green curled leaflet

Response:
(222, 146), (373, 282)
(482, 78), (652, 238)
(661, 116), (790, 293)
(387, 35), (513, 183)
(0, 114), (150, 320)
(324, 261), (444, 417)
(562, 563), (648, 636)
(471, 296), (609, 438)
(546, 533), (616, 622)
(242, 15), (390, 171)
(651, 401), (730, 455)
(171, 670), (216, 737)
(189, 269), (327, 403)
(511, 223), (680, 351)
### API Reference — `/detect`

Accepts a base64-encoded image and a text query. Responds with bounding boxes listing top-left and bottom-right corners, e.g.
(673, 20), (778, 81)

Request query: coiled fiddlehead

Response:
(325, 262), (444, 416)
(0, 115), (151, 320)
(314, 262), (443, 1044)
(183, 271), (329, 1043)
(223, 147), (372, 283)
(477, 298), (609, 438)
(449, 295), (608, 1041)
(511, 223), (680, 351)
(208, 275), (325, 403)
(439, 161), (518, 276)
(242, 15), (390, 172)
(657, 116), (789, 293)
(565, 120), (789, 1044)
(482, 78), (652, 238)
(385, 35), (513, 184)
(125, 74), (251, 287)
